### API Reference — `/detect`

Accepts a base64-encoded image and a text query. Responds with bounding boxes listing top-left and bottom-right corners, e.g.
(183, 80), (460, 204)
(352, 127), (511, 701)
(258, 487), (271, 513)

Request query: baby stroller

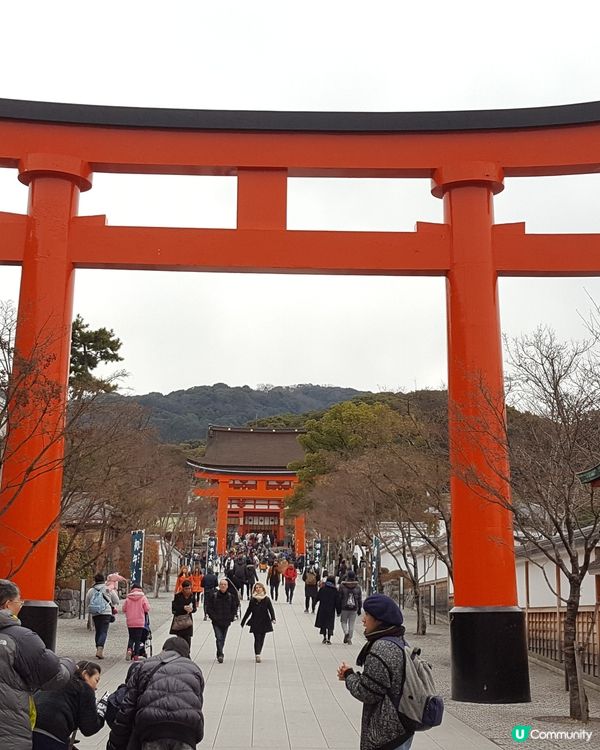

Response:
(138, 613), (153, 658)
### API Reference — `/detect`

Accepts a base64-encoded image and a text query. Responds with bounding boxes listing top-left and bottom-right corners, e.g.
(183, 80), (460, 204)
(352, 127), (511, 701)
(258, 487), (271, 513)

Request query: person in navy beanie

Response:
(337, 594), (414, 750)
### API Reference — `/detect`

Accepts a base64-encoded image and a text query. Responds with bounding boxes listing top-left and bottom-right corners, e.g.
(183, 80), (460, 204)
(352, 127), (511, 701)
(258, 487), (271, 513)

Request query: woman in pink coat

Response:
(122, 583), (150, 660)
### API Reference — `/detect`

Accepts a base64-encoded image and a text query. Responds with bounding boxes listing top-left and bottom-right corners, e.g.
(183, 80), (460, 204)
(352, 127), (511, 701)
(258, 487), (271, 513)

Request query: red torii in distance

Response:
(2, 99), (600, 701)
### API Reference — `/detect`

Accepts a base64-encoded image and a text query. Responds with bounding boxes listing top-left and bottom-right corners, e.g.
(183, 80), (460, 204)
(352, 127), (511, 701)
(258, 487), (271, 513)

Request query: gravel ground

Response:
(402, 609), (600, 749)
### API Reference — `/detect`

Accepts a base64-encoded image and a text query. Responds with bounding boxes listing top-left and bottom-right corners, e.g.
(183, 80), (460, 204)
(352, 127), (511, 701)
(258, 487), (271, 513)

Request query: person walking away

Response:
(245, 562), (258, 599)
(232, 555), (247, 597)
(314, 575), (338, 644)
(33, 660), (107, 749)
(86, 572), (120, 659)
(191, 567), (203, 606)
(266, 561), (281, 601)
(283, 563), (297, 603)
(122, 582), (150, 660)
(240, 582), (276, 663)
(175, 565), (192, 594)
(205, 578), (238, 663)
(171, 580), (196, 647)
(202, 566), (218, 620)
(0, 579), (74, 750)
(337, 570), (362, 645)
(302, 565), (319, 613)
(107, 636), (204, 750)
(337, 594), (414, 750)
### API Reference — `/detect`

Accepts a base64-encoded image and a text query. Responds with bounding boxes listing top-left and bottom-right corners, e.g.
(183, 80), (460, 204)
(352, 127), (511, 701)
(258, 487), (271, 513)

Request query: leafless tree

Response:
(457, 326), (600, 721)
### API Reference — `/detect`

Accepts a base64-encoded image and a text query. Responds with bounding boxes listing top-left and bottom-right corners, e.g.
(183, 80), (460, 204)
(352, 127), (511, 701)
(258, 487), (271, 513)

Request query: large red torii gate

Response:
(2, 99), (600, 700)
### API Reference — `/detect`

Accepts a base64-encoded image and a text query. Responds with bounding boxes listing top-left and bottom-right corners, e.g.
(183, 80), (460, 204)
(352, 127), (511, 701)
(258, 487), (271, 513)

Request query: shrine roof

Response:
(189, 425), (305, 473)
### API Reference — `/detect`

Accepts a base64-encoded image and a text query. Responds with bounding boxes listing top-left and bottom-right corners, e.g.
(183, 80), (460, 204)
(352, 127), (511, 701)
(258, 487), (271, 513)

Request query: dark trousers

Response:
(269, 581), (279, 601)
(253, 632), (266, 655)
(92, 614), (112, 647)
(305, 588), (317, 612)
(32, 732), (68, 750)
(285, 581), (295, 602)
(213, 623), (229, 657)
(128, 626), (146, 656)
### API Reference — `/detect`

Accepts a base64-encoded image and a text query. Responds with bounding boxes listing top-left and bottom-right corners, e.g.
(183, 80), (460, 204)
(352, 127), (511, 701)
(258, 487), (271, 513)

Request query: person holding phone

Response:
(33, 660), (107, 749)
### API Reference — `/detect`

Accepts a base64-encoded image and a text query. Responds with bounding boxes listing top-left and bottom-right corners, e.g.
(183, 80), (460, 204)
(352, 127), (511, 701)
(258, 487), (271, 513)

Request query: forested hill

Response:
(129, 384), (365, 443)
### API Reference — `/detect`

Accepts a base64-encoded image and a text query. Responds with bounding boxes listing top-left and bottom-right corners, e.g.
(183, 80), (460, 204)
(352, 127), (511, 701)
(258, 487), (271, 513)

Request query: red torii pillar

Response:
(434, 163), (528, 702)
(0, 155), (91, 647)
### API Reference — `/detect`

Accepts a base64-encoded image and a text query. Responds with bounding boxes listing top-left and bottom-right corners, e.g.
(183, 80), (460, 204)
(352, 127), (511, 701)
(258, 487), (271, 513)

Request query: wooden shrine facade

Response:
(189, 426), (306, 555)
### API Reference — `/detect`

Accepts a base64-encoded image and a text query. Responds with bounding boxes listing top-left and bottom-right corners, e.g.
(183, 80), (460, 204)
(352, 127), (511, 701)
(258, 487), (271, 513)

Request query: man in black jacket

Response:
(107, 636), (204, 750)
(205, 578), (239, 663)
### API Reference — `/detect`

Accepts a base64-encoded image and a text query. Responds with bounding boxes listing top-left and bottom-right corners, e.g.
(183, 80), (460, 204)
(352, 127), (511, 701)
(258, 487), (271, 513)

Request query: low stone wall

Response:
(55, 588), (81, 619)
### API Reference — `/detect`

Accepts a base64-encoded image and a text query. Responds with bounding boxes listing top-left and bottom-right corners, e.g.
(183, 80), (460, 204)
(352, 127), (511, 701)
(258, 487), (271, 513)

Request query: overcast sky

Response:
(1, 2), (600, 395)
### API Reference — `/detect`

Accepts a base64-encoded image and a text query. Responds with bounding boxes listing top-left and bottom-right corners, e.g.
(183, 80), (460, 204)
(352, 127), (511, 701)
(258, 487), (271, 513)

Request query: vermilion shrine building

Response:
(188, 426), (306, 554)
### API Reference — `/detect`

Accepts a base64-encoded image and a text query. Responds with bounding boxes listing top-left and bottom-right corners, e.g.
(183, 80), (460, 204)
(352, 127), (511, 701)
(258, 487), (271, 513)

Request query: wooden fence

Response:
(526, 606), (600, 682)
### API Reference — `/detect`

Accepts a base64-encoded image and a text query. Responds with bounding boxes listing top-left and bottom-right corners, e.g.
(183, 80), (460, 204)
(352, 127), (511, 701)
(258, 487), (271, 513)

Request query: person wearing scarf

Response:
(240, 582), (276, 663)
(337, 594), (414, 750)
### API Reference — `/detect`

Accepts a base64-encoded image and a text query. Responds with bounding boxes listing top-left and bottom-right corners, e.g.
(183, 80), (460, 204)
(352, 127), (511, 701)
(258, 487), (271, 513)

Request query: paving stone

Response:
(53, 576), (594, 749)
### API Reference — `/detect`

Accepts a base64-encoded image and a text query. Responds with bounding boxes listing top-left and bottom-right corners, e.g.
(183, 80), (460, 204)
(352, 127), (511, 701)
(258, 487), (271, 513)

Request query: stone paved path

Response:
(56, 576), (596, 749)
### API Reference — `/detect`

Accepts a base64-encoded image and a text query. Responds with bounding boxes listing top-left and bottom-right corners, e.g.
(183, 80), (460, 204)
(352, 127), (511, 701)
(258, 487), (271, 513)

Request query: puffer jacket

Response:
(0, 609), (73, 750)
(34, 671), (103, 743)
(107, 649), (204, 750)
(122, 588), (150, 628)
(344, 638), (411, 750)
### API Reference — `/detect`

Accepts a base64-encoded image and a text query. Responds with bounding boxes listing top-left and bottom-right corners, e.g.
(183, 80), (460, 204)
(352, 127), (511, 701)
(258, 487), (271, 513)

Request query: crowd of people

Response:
(0, 547), (418, 750)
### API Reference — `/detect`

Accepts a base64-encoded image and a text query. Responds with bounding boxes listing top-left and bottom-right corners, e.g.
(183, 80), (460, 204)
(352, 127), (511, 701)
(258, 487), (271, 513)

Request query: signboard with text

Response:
(130, 529), (145, 585)
(207, 533), (217, 570)
(370, 536), (380, 594)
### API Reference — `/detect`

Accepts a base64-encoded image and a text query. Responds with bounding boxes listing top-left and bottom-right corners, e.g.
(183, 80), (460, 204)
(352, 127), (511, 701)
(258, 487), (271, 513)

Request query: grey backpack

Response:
(382, 636), (444, 732)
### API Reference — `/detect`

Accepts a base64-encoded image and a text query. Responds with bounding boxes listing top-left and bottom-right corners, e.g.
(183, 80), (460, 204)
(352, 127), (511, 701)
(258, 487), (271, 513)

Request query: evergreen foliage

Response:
(128, 383), (364, 442)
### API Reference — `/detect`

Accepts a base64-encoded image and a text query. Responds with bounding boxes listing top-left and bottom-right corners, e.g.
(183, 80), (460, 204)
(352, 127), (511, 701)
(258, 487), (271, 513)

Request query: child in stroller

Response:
(138, 612), (153, 658)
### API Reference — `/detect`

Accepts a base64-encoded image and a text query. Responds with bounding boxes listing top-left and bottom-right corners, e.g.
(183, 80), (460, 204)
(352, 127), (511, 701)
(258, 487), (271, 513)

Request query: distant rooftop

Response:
(189, 425), (306, 473)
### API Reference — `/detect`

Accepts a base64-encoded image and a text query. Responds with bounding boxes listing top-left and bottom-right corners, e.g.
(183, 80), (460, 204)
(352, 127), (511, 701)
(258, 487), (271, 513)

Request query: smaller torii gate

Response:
(189, 426), (306, 555)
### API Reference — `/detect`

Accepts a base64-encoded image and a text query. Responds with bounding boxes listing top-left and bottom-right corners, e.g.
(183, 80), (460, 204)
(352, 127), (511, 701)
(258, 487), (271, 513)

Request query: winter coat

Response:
(0, 609), (73, 750)
(266, 566), (281, 586)
(337, 581), (362, 615)
(232, 560), (247, 586)
(34, 672), (104, 743)
(202, 571), (218, 592)
(302, 568), (319, 589)
(85, 583), (119, 617)
(106, 649), (204, 750)
(171, 592), (197, 638)
(191, 574), (203, 593)
(122, 588), (150, 628)
(175, 574), (192, 594)
(205, 589), (238, 627)
(240, 596), (276, 634)
(344, 636), (410, 750)
(283, 566), (297, 584)
(245, 565), (258, 588)
(314, 582), (338, 633)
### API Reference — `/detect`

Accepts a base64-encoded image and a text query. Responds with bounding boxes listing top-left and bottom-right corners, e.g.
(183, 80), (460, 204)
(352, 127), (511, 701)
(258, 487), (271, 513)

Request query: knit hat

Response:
(162, 636), (190, 658)
(346, 570), (357, 581)
(363, 594), (403, 626)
